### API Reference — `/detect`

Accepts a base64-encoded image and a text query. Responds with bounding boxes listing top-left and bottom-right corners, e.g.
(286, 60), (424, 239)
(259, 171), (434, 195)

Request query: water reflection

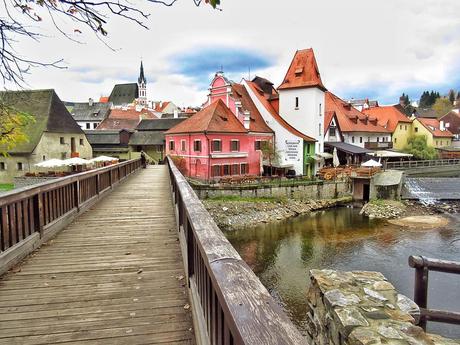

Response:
(225, 207), (460, 338)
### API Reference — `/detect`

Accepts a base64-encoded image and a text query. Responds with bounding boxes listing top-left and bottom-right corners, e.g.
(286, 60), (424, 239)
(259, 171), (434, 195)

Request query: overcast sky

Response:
(10, 0), (460, 106)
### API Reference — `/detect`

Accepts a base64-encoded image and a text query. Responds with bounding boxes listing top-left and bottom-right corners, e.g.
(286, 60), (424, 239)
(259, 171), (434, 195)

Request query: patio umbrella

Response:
(361, 159), (382, 167)
(333, 147), (340, 167)
(90, 156), (119, 163)
(35, 159), (65, 168)
(63, 158), (91, 166)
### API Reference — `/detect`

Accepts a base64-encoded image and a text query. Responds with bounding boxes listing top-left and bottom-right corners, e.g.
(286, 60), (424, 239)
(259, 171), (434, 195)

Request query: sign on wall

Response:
(285, 140), (301, 162)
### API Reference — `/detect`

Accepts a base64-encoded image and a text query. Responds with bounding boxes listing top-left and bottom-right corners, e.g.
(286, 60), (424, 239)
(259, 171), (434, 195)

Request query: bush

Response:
(404, 135), (438, 160)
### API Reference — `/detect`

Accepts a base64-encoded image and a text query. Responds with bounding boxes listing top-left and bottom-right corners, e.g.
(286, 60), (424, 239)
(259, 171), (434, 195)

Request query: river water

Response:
(225, 207), (460, 339)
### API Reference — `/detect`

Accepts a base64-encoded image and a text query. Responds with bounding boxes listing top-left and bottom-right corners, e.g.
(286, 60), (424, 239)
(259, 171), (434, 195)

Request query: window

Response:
(42, 155), (46, 161)
(436, 140), (438, 146)
(329, 127), (336, 137)
(415, 127), (418, 133)
(212, 140), (222, 152)
(394, 138), (397, 143)
(359, 137), (363, 144)
(230, 140), (240, 152)
(223, 165), (230, 176)
(169, 140), (175, 151)
(241, 163), (248, 175)
(212, 165), (221, 177)
(319, 103), (322, 116)
(80, 138), (84, 146)
(295, 97), (299, 109)
(351, 136), (355, 143)
(86, 123), (90, 129)
(318, 123), (322, 136)
(181, 140), (186, 152)
(400, 125), (402, 130)
(17, 162), (23, 171)
(60, 137), (65, 144)
(405, 125), (408, 130)
(231, 164), (240, 175)
(0, 162), (5, 170)
(255, 140), (261, 150)
(377, 137), (380, 142)
(194, 140), (202, 152)
(93, 123), (98, 129)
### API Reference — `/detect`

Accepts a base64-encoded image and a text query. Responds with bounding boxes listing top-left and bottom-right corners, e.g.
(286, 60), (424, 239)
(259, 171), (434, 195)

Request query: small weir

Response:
(402, 177), (460, 203)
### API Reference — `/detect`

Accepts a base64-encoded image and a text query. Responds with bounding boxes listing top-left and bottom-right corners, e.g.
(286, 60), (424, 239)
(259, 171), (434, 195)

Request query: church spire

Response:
(138, 61), (147, 84)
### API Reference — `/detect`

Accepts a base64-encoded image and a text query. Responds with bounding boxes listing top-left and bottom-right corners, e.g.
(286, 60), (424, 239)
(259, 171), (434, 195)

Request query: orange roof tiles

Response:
(231, 84), (273, 134)
(325, 92), (390, 133)
(153, 101), (170, 112)
(417, 118), (454, 138)
(166, 99), (248, 134)
(97, 107), (157, 130)
(278, 49), (326, 91)
(99, 96), (109, 103)
(246, 81), (316, 142)
(363, 105), (412, 132)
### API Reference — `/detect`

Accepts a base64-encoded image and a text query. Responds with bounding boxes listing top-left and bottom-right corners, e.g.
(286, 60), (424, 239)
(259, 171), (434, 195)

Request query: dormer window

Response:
(295, 97), (299, 109)
(294, 68), (303, 76)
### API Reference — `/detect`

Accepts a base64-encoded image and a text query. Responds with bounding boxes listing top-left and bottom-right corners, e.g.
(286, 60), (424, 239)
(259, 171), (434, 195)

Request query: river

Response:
(225, 207), (460, 339)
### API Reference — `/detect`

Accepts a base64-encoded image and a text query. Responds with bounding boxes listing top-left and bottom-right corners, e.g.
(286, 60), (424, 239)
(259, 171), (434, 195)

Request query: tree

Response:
(0, 100), (34, 155)
(260, 141), (280, 176)
(1, 0), (220, 86)
(404, 135), (438, 160)
(432, 97), (453, 117)
(400, 93), (410, 106)
(448, 89), (456, 104)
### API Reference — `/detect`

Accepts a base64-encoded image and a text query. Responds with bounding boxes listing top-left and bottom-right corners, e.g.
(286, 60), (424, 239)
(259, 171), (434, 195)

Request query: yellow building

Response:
(363, 105), (413, 150)
(412, 117), (453, 148)
(0, 90), (93, 183)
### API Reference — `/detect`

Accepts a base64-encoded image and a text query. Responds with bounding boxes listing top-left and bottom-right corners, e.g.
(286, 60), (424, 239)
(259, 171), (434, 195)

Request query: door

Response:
(363, 184), (370, 202)
(71, 137), (76, 154)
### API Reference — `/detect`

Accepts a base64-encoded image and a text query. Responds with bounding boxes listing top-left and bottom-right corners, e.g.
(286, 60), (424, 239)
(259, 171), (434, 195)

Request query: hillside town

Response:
(1, 1), (460, 343)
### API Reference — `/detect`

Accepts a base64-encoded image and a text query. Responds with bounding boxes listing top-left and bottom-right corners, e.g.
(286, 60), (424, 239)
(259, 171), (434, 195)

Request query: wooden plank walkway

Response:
(0, 166), (194, 345)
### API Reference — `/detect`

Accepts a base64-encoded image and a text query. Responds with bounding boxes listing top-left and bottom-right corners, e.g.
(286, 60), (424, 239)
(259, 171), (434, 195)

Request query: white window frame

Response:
(230, 139), (240, 152)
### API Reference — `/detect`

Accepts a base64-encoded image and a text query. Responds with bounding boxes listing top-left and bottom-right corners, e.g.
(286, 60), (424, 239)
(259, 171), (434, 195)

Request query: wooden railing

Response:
(0, 159), (142, 274)
(167, 157), (305, 345)
(386, 159), (460, 170)
(409, 255), (460, 330)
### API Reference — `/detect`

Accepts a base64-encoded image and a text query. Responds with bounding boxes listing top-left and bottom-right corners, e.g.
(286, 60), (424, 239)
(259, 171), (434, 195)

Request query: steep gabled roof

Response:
(363, 105), (412, 132)
(231, 83), (273, 134)
(417, 118), (454, 138)
(0, 89), (83, 154)
(108, 83), (139, 106)
(166, 99), (247, 134)
(246, 80), (316, 142)
(66, 101), (112, 121)
(325, 92), (390, 133)
(278, 49), (326, 91)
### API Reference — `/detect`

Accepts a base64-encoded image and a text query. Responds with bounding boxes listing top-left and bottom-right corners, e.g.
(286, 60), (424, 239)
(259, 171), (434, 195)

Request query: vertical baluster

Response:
(9, 203), (17, 246)
(16, 201), (23, 241)
(414, 265), (429, 330)
(1, 206), (9, 251)
(22, 199), (29, 238)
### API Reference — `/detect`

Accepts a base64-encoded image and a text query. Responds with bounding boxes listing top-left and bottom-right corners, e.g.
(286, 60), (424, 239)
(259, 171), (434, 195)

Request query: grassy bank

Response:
(0, 183), (14, 191)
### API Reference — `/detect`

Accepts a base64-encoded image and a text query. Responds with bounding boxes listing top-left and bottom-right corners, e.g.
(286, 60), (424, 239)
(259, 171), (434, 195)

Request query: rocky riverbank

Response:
(203, 196), (352, 230)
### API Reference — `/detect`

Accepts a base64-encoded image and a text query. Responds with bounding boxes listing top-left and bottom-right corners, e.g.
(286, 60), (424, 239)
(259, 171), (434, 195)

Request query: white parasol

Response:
(333, 147), (340, 167)
(90, 156), (119, 163)
(361, 159), (382, 167)
(63, 158), (91, 166)
(35, 159), (65, 168)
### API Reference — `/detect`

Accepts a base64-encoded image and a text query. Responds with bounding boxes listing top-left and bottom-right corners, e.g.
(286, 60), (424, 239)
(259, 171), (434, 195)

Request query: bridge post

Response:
(34, 193), (44, 236)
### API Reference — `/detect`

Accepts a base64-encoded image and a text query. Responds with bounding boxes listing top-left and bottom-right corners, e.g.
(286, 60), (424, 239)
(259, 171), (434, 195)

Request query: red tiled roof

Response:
(231, 84), (273, 134)
(278, 49), (326, 91)
(417, 118), (454, 138)
(109, 108), (157, 120)
(165, 99), (248, 134)
(246, 81), (316, 142)
(99, 96), (109, 103)
(325, 92), (390, 133)
(153, 101), (170, 112)
(363, 105), (412, 132)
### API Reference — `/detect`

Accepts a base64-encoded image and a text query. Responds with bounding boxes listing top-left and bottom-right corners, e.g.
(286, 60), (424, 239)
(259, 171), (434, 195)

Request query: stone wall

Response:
(193, 180), (351, 200)
(306, 270), (459, 345)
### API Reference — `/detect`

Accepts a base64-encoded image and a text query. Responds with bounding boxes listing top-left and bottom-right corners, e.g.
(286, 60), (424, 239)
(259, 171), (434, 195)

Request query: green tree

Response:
(448, 89), (456, 104)
(432, 97), (453, 117)
(0, 101), (34, 156)
(404, 135), (438, 160)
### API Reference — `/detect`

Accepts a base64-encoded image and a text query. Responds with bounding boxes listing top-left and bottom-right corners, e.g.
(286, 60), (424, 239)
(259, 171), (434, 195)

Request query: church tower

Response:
(138, 61), (147, 106)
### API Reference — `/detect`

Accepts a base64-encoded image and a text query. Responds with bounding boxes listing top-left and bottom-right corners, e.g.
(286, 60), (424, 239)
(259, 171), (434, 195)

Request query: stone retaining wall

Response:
(193, 180), (351, 200)
(306, 270), (459, 345)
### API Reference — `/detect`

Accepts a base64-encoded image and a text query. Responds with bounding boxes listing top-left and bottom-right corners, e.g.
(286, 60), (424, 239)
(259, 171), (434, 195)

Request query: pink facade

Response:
(165, 72), (274, 181)
(166, 133), (269, 180)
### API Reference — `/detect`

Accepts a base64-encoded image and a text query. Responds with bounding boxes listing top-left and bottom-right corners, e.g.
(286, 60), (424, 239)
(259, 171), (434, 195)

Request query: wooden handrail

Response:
(408, 255), (460, 330)
(167, 157), (305, 345)
(0, 159), (142, 259)
(387, 159), (460, 170)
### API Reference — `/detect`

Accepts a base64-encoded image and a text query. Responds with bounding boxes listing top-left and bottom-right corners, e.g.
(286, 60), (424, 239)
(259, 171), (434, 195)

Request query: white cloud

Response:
(6, 0), (460, 105)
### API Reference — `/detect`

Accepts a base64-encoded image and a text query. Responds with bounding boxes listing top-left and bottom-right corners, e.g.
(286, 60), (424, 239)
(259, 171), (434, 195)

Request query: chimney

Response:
(243, 111), (250, 130)
(159, 101), (163, 109)
(173, 109), (179, 119)
(440, 120), (445, 131)
(89, 98), (94, 107)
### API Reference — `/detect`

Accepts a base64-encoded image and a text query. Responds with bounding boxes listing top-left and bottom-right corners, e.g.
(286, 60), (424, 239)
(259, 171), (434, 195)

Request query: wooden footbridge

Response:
(0, 159), (304, 345)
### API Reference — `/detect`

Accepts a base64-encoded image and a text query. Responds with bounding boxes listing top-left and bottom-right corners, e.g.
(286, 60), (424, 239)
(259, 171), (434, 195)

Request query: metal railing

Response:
(409, 255), (460, 330)
(386, 159), (460, 170)
(0, 159), (142, 273)
(167, 157), (305, 345)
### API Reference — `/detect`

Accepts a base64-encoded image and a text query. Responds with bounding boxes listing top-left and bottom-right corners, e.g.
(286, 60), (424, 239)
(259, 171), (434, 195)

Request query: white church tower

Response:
(278, 49), (326, 154)
(138, 61), (147, 106)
